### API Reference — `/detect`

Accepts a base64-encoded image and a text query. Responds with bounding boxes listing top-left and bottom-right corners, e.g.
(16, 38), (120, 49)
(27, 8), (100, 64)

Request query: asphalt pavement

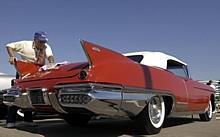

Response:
(0, 114), (219, 137)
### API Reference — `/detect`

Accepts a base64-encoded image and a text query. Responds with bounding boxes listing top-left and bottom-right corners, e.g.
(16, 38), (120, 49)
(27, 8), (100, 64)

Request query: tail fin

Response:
(80, 40), (132, 66)
(14, 60), (40, 78)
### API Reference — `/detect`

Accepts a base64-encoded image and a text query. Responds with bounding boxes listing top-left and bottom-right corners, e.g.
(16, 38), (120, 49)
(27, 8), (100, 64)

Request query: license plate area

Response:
(29, 89), (45, 105)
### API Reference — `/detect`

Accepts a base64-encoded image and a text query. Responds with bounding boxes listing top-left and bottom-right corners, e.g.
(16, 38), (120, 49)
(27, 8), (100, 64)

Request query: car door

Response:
(167, 61), (189, 112)
(172, 65), (209, 112)
(184, 79), (210, 112)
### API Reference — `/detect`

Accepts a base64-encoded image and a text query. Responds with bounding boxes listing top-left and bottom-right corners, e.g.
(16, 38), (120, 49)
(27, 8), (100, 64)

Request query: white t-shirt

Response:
(6, 40), (53, 63)
(210, 84), (216, 91)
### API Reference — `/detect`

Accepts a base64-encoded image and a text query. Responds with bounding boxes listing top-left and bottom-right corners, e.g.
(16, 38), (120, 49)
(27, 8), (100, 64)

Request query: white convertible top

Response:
(124, 51), (187, 69)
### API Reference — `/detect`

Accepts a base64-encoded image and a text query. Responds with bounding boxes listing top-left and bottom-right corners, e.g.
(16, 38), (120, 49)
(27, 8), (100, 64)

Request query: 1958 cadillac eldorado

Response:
(3, 40), (215, 134)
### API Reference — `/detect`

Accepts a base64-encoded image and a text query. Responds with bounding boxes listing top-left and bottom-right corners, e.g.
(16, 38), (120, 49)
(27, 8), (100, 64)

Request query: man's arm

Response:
(6, 41), (25, 65)
(45, 44), (55, 64)
(6, 46), (16, 64)
(35, 49), (46, 66)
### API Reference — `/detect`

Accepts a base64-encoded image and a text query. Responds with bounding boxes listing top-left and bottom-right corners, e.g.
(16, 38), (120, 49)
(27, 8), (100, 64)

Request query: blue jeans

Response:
(7, 72), (33, 123)
(6, 106), (33, 123)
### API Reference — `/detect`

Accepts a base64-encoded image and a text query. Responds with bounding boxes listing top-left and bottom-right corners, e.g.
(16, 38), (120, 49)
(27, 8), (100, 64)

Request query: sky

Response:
(0, 0), (219, 80)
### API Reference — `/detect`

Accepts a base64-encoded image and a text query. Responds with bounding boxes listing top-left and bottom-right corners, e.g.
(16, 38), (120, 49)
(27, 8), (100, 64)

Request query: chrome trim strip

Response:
(169, 110), (205, 117)
(123, 86), (173, 95)
(48, 92), (67, 113)
(123, 86), (150, 93)
(54, 83), (123, 90)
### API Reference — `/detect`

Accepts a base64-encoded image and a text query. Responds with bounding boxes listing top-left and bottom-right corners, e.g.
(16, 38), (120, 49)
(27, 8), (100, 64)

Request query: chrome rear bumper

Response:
(54, 83), (154, 116)
(3, 88), (32, 108)
(3, 87), (66, 113)
(3, 83), (155, 117)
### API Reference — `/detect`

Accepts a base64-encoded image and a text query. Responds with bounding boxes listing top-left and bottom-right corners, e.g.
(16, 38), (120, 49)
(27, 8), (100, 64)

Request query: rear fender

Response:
(80, 40), (133, 67)
(14, 60), (40, 79)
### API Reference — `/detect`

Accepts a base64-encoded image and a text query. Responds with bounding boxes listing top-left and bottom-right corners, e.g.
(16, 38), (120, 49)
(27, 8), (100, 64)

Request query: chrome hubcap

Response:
(149, 97), (162, 124)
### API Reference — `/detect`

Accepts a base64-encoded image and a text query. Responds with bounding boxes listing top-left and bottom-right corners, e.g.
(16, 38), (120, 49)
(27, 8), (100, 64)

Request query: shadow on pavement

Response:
(10, 116), (200, 137)
(163, 117), (197, 128)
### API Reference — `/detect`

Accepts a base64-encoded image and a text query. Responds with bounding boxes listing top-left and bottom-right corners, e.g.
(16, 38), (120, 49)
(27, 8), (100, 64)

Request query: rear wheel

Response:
(135, 96), (165, 135)
(63, 113), (92, 126)
(199, 100), (213, 121)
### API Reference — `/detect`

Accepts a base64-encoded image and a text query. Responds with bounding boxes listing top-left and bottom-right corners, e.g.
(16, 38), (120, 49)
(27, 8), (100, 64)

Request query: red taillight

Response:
(78, 70), (88, 80)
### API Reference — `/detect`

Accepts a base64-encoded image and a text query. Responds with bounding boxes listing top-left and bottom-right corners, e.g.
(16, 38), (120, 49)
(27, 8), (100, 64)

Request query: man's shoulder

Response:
(6, 40), (33, 48)
(45, 43), (52, 51)
(8, 40), (33, 45)
(19, 40), (34, 48)
(45, 43), (51, 48)
(19, 40), (33, 44)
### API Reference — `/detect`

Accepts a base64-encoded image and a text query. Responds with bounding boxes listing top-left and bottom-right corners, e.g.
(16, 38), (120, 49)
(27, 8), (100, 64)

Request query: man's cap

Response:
(34, 31), (48, 43)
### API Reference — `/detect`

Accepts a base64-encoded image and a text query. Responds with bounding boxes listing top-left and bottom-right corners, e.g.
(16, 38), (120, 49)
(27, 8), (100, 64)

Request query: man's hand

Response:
(8, 56), (16, 65)
(47, 63), (56, 69)
(48, 56), (55, 64)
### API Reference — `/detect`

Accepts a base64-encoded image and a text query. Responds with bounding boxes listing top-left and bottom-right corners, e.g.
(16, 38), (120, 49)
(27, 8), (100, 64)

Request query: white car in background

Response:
(0, 72), (14, 118)
(0, 73), (14, 89)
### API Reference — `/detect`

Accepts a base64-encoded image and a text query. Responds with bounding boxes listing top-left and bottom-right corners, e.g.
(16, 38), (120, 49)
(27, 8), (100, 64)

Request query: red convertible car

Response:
(3, 40), (215, 134)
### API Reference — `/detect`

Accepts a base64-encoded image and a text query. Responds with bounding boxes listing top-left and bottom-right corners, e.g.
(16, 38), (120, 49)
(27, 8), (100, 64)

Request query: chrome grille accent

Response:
(29, 89), (45, 104)
(27, 88), (50, 105)
(60, 94), (92, 104)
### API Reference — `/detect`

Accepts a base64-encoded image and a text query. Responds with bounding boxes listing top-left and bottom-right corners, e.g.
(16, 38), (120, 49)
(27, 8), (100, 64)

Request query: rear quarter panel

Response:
(186, 80), (213, 112)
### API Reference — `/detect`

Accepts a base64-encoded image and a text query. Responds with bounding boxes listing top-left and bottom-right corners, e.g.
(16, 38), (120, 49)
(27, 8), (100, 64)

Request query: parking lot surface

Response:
(0, 114), (219, 137)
